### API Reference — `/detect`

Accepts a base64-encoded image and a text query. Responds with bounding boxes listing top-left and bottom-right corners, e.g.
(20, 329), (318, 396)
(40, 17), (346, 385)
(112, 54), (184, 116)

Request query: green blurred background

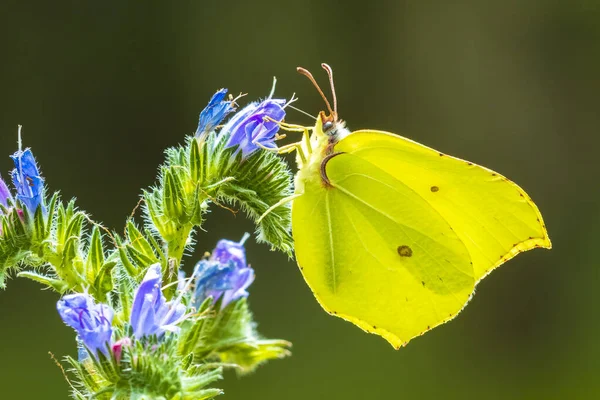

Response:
(0, 1), (598, 398)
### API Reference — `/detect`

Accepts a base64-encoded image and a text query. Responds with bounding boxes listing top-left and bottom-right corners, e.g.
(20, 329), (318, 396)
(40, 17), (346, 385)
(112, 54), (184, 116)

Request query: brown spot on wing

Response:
(397, 245), (413, 257)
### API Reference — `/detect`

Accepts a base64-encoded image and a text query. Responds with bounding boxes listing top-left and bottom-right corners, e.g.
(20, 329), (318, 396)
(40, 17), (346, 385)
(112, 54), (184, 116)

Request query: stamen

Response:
(284, 92), (298, 108)
(268, 76), (277, 99)
(17, 124), (22, 152)
(287, 104), (318, 120)
(239, 232), (250, 245)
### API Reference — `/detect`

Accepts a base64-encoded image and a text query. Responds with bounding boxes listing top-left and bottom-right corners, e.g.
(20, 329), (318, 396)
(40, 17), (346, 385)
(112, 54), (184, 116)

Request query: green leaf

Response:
(215, 147), (294, 256)
(163, 168), (187, 224)
(44, 193), (60, 238)
(144, 228), (167, 267)
(179, 297), (213, 356)
(115, 235), (139, 278)
(125, 244), (158, 269)
(0, 209), (32, 277)
(32, 204), (46, 245)
(189, 184), (206, 227)
(86, 226), (105, 277)
(126, 220), (157, 259)
(17, 271), (69, 292)
(217, 339), (292, 375)
(189, 137), (203, 183)
(92, 261), (117, 300)
(65, 212), (85, 242)
(192, 298), (291, 373)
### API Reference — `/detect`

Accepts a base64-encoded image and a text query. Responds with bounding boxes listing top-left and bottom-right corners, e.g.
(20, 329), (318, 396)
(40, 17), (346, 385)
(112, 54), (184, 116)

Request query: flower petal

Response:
(57, 293), (114, 357)
(223, 98), (286, 158)
(196, 88), (235, 135)
(10, 148), (45, 213)
(193, 239), (255, 309)
(129, 263), (186, 339)
(0, 176), (12, 208)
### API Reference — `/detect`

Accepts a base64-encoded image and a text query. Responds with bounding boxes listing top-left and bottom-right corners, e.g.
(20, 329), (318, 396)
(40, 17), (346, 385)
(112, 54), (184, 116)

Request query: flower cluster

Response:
(58, 237), (259, 360)
(196, 87), (287, 158)
(58, 263), (187, 358)
(1, 82), (293, 399)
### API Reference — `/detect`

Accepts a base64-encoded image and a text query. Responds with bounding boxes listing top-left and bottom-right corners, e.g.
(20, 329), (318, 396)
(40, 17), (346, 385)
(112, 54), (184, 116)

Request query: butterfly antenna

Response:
(297, 66), (334, 117)
(321, 63), (338, 119)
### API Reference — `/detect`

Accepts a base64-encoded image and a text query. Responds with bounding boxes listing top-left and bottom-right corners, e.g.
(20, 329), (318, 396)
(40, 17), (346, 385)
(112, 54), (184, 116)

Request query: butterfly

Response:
(274, 64), (551, 348)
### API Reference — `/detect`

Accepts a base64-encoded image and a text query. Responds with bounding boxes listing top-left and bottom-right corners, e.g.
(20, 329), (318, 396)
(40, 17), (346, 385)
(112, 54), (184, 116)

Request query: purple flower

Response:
(11, 148), (44, 214)
(0, 175), (13, 210)
(57, 293), (114, 357)
(195, 88), (235, 136)
(223, 98), (286, 157)
(130, 264), (186, 339)
(211, 239), (247, 270)
(194, 238), (255, 309)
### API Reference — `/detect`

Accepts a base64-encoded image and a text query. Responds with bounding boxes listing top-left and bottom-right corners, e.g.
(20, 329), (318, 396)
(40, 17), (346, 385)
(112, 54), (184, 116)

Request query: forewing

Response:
(336, 130), (551, 282)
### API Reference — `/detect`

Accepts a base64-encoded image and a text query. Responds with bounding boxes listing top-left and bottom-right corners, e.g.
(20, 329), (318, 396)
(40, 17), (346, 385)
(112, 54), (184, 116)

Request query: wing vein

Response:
(324, 191), (337, 293)
(344, 194), (468, 310)
(340, 199), (448, 321)
(333, 180), (471, 278)
(353, 144), (543, 239)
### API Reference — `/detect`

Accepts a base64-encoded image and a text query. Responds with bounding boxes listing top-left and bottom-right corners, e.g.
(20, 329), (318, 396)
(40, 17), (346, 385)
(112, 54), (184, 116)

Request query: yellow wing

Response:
(292, 129), (550, 348)
(336, 130), (551, 282)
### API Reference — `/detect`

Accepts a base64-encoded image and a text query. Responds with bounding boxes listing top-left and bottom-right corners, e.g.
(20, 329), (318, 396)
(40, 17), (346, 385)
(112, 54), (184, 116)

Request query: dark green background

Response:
(0, 1), (598, 398)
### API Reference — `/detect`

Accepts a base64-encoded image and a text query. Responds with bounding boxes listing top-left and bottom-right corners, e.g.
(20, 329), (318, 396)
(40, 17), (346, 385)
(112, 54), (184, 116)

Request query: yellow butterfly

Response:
(272, 64), (551, 348)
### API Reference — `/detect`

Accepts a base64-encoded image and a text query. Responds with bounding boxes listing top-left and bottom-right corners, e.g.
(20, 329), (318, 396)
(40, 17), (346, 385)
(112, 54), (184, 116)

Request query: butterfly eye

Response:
(322, 121), (334, 132)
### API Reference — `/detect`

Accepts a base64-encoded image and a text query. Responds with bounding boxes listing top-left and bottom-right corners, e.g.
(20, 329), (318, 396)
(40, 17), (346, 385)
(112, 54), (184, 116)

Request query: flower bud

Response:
(195, 88), (235, 137)
(112, 337), (132, 364)
(10, 148), (44, 214)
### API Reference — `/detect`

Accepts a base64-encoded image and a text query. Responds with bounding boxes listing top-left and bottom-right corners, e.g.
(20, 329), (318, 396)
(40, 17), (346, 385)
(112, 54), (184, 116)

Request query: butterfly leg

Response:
(263, 117), (314, 155)
(255, 141), (308, 164)
(279, 122), (313, 155)
(256, 193), (303, 224)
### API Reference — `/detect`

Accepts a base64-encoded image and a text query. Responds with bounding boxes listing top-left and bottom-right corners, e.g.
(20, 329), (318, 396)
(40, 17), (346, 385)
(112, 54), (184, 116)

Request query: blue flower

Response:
(223, 98), (286, 157)
(211, 238), (247, 270)
(0, 175), (13, 210)
(10, 148), (44, 214)
(130, 264), (186, 339)
(194, 238), (255, 309)
(195, 88), (235, 136)
(57, 293), (114, 358)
